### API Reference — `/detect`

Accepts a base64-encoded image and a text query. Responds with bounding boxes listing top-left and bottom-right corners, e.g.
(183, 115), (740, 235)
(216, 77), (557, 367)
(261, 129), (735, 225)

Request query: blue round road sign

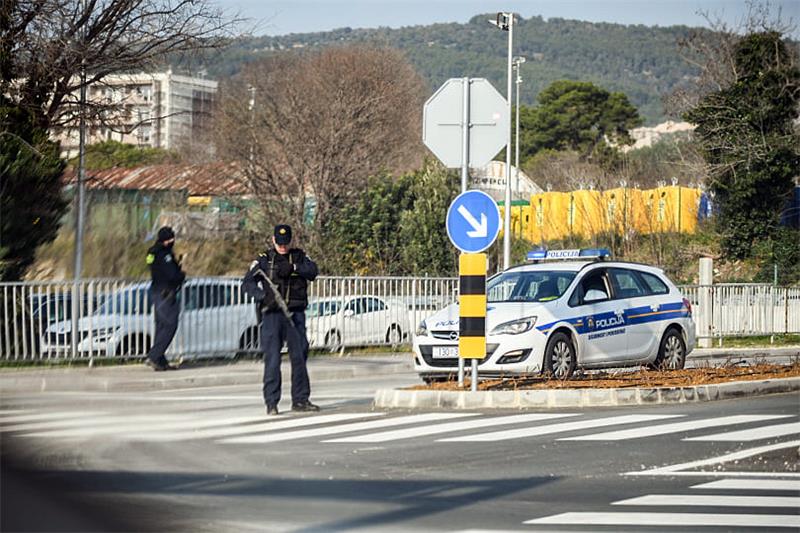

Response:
(446, 190), (501, 253)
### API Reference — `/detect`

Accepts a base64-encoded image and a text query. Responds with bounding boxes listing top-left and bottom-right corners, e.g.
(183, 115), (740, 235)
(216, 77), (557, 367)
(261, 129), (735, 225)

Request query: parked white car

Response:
(41, 278), (259, 359)
(306, 295), (409, 351)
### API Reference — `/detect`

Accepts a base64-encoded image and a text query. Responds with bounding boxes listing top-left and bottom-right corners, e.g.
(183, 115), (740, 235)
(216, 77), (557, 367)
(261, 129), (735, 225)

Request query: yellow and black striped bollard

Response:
(459, 253), (486, 390)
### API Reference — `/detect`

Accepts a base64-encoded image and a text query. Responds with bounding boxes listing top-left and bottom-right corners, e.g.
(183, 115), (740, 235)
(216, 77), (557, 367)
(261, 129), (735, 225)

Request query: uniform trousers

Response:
(260, 310), (310, 407)
(148, 289), (179, 366)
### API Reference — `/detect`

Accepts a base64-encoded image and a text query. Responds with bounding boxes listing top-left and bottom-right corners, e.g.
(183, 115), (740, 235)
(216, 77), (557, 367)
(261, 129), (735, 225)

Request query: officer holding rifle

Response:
(243, 224), (319, 415)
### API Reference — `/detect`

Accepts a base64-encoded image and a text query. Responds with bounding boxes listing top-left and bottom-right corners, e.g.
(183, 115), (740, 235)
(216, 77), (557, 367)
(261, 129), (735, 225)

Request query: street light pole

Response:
(489, 13), (514, 271)
(513, 56), (525, 201)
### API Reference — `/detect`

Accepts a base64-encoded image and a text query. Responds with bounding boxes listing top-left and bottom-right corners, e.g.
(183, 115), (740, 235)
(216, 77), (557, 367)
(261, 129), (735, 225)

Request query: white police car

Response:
(413, 249), (695, 381)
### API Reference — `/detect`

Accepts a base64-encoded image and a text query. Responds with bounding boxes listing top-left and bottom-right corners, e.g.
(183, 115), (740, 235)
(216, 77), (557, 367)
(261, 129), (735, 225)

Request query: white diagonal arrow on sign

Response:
(458, 205), (488, 238)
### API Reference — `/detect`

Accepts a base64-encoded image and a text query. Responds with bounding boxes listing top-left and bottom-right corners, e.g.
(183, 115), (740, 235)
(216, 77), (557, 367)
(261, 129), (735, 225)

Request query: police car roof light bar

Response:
(526, 248), (611, 262)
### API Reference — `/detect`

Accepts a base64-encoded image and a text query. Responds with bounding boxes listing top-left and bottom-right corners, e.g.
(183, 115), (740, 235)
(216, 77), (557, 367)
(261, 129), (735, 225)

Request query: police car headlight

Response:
(490, 316), (537, 335)
(416, 320), (428, 337)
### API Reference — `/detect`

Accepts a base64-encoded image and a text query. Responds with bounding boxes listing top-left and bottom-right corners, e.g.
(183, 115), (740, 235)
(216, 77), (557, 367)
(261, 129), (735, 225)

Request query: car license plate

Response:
(432, 346), (459, 359)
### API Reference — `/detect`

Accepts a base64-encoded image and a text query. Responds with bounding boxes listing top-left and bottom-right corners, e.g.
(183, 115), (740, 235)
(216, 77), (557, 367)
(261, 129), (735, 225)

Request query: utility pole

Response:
(72, 0), (88, 358)
(74, 0), (88, 280)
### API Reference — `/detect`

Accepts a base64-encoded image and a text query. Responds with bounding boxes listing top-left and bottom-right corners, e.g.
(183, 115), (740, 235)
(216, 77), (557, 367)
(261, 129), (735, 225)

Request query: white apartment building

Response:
(56, 70), (217, 157)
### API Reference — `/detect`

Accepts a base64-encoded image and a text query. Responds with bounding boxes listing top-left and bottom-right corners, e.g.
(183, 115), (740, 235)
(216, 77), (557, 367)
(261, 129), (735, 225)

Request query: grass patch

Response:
(714, 334), (800, 348)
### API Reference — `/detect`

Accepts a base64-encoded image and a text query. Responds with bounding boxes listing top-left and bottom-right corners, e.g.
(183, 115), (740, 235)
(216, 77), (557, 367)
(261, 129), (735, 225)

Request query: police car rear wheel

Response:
(653, 328), (686, 370)
(545, 332), (576, 380)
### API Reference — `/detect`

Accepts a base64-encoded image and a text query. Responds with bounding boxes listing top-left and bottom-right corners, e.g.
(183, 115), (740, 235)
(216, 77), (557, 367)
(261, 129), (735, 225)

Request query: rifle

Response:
(254, 268), (294, 322)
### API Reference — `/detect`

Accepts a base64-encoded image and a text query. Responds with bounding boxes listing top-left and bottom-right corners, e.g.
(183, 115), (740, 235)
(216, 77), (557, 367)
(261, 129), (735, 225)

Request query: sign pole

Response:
(458, 78), (470, 387)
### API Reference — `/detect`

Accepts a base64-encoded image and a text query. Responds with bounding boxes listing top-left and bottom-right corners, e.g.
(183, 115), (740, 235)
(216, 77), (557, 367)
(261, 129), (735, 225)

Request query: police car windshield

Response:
(487, 271), (576, 303)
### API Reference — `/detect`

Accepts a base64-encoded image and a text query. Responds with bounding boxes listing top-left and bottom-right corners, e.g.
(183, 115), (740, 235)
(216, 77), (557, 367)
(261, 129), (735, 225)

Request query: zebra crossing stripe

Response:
(684, 421), (800, 442)
(0, 411), (104, 424)
(691, 479), (800, 491)
(324, 413), (578, 443)
(2, 413), (193, 433)
(20, 414), (265, 438)
(626, 439), (800, 477)
(524, 512), (800, 527)
(21, 412), (381, 440)
(144, 413), (386, 442)
(613, 494), (800, 508)
(438, 414), (681, 442)
(561, 414), (791, 441)
(221, 413), (477, 444)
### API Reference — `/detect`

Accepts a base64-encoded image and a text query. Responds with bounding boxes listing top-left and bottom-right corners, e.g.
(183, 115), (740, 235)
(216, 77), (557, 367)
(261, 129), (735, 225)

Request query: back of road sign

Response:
(423, 78), (508, 169)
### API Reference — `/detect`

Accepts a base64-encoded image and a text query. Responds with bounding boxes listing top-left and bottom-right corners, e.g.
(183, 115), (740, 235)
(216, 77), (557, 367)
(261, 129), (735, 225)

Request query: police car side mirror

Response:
(344, 309), (355, 317)
(584, 289), (607, 302)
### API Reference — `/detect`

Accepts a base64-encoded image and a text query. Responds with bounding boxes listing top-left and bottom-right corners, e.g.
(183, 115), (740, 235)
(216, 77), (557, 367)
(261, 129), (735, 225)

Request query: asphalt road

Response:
(1, 369), (798, 532)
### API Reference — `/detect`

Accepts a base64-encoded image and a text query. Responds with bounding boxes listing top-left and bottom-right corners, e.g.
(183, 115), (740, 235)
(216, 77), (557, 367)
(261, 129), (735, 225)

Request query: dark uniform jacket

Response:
(243, 248), (318, 312)
(146, 243), (186, 295)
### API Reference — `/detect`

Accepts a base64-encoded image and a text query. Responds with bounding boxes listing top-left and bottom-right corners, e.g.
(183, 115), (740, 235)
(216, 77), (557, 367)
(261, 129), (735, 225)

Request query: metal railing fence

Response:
(2, 277), (798, 361)
(682, 284), (800, 340)
(0, 276), (457, 361)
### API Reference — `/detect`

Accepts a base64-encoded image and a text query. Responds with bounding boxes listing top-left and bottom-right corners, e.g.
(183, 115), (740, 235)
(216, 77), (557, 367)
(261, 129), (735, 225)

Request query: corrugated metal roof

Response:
(63, 162), (249, 196)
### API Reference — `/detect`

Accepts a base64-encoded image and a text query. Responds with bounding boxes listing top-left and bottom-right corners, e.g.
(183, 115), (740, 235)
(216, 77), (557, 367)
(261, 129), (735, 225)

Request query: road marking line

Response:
(145, 413), (386, 441)
(524, 512), (800, 527)
(613, 494), (800, 508)
(324, 413), (578, 443)
(221, 413), (477, 444)
(0, 411), (105, 424)
(625, 439), (800, 476)
(639, 471), (800, 478)
(22, 414), (238, 439)
(691, 479), (800, 491)
(23, 413), (380, 441)
(562, 414), (791, 441)
(437, 414), (681, 443)
(2, 413), (195, 433)
(685, 421), (800, 442)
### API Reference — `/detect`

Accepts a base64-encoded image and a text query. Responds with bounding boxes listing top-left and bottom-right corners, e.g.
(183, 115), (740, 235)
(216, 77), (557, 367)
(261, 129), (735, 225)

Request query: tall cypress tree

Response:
(686, 31), (800, 259)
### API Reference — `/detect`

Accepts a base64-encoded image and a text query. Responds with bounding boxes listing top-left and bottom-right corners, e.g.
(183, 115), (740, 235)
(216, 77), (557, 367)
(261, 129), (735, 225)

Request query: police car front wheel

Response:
(651, 327), (686, 371)
(544, 332), (576, 380)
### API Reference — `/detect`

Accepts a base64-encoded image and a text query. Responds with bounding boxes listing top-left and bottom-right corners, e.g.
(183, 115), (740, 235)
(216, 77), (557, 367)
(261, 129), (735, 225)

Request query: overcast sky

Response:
(214, 0), (799, 37)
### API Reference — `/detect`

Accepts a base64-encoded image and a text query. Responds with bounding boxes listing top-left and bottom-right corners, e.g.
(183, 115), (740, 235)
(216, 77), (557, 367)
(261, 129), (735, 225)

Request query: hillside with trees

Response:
(190, 14), (709, 124)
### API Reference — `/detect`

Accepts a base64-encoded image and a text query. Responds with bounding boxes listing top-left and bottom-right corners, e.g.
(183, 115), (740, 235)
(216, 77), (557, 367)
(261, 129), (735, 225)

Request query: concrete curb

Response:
(373, 377), (800, 409)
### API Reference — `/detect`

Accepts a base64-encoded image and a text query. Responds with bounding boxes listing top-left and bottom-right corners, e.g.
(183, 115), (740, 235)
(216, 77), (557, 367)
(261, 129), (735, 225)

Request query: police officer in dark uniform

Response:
(145, 226), (185, 371)
(243, 224), (319, 415)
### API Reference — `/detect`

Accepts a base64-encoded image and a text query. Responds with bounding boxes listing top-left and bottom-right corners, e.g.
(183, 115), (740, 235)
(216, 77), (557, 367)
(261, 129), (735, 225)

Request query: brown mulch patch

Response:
(410, 362), (800, 391)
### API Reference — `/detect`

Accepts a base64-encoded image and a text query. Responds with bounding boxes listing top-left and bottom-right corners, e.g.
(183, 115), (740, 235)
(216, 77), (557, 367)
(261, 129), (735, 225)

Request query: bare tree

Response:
(1, 0), (239, 130)
(215, 46), (426, 248)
